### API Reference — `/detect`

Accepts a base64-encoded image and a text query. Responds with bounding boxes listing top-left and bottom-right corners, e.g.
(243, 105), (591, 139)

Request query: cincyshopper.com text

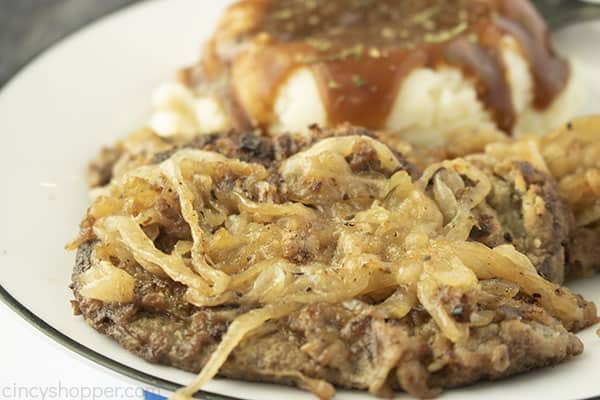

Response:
(1, 381), (163, 400)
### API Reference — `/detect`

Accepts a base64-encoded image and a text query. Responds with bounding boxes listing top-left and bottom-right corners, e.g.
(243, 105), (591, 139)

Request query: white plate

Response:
(0, 1), (598, 399)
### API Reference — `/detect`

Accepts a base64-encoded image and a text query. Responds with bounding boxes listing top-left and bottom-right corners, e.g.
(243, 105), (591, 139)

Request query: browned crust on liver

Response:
(468, 159), (573, 284)
(72, 240), (585, 398)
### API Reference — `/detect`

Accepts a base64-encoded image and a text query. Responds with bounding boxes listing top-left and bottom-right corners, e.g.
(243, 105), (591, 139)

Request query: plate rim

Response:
(0, 2), (598, 400)
(0, 284), (239, 400)
(0, 1), (236, 398)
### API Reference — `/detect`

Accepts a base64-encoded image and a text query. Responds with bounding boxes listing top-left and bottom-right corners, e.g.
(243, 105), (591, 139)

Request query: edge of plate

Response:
(0, 2), (238, 399)
(0, 285), (239, 400)
(0, 2), (599, 400)
(0, 285), (171, 390)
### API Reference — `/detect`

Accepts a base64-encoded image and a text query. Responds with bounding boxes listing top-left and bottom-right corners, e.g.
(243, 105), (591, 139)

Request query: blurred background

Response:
(2, 0), (600, 86)
(0, 0), (139, 85)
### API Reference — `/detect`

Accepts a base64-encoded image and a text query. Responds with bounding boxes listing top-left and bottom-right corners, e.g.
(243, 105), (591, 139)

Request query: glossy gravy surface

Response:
(188, 0), (569, 134)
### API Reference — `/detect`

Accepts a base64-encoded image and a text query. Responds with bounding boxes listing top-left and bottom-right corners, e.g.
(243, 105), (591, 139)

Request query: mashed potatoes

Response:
(148, 44), (582, 147)
(147, 0), (583, 147)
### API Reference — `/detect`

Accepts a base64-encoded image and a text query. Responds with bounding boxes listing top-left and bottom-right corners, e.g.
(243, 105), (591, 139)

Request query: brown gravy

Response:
(188, 0), (569, 134)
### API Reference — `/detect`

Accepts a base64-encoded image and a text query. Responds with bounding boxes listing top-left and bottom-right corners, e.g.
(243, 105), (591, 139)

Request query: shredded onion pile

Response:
(71, 133), (597, 400)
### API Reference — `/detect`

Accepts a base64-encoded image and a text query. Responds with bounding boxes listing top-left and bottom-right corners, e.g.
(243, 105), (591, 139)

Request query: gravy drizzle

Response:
(188, 0), (569, 134)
